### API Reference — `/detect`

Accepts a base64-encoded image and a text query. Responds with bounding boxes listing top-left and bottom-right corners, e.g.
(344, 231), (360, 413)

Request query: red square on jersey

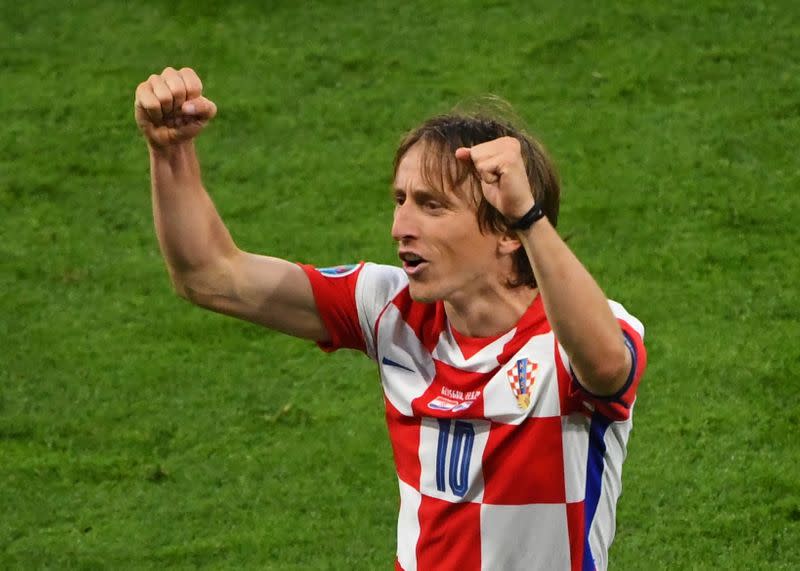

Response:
(385, 399), (422, 488)
(482, 417), (566, 505)
(416, 495), (481, 571)
(566, 500), (586, 570)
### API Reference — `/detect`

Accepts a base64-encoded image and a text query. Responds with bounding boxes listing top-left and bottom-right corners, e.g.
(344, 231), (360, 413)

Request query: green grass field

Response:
(2, 1), (799, 568)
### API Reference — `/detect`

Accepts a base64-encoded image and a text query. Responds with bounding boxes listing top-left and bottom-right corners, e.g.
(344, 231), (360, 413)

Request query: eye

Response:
(393, 192), (406, 206)
(423, 199), (443, 211)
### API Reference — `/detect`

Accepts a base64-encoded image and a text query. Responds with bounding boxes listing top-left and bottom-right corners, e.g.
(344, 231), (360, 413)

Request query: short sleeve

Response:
(298, 262), (408, 360)
(557, 300), (647, 421)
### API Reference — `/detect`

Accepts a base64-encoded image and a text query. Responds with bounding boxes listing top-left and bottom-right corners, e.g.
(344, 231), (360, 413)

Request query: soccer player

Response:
(135, 67), (647, 570)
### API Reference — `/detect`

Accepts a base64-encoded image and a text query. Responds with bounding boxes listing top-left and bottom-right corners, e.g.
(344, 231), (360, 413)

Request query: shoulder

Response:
(297, 262), (409, 357)
(357, 262), (407, 289)
(607, 299), (645, 339)
(354, 264), (411, 359)
(353, 263), (408, 310)
(301, 262), (406, 298)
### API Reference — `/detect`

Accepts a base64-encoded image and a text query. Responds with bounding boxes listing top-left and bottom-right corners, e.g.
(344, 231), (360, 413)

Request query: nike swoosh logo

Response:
(381, 357), (415, 373)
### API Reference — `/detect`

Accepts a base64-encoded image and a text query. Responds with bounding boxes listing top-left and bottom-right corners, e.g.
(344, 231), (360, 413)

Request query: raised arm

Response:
(135, 67), (328, 342)
(455, 138), (631, 396)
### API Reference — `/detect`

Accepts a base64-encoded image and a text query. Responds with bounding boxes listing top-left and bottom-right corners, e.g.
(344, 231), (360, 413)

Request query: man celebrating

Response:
(135, 67), (646, 570)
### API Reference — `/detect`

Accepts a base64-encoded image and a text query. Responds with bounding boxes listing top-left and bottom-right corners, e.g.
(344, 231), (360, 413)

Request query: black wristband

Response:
(509, 203), (546, 231)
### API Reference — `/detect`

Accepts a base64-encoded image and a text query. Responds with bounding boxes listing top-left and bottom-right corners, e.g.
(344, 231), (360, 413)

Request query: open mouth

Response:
(399, 252), (428, 275)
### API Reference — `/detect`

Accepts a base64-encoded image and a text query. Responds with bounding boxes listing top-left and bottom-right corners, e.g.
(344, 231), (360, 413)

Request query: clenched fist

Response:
(135, 67), (217, 148)
(455, 137), (535, 222)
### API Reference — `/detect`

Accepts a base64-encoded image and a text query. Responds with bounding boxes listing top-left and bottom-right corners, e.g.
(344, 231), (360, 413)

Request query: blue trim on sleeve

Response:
(582, 413), (611, 571)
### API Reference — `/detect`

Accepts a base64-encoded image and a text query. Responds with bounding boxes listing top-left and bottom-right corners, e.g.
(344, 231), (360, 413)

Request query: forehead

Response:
(393, 143), (427, 187)
(393, 141), (477, 202)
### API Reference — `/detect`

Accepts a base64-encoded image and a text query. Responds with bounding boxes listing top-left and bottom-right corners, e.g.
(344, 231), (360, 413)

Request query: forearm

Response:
(149, 141), (238, 288)
(518, 219), (630, 393)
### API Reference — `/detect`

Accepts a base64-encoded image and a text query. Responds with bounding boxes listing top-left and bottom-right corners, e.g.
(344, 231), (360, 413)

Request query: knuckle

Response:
(181, 77), (202, 96)
(169, 77), (185, 94)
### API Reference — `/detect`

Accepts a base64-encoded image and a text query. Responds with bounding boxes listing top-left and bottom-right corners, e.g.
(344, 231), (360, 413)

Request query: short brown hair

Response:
(393, 112), (561, 288)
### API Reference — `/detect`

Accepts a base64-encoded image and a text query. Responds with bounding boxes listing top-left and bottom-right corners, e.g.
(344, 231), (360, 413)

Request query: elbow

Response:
(170, 278), (192, 301)
(166, 268), (217, 307)
(172, 277), (221, 309)
(167, 272), (196, 302)
(577, 343), (632, 397)
(599, 353), (632, 394)
(166, 255), (240, 310)
(604, 342), (632, 383)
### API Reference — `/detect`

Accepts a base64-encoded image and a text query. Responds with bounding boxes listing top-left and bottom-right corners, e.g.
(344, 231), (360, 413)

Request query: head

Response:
(391, 112), (561, 302)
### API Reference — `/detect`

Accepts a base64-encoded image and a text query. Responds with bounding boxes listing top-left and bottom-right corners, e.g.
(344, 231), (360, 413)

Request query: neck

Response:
(444, 283), (538, 338)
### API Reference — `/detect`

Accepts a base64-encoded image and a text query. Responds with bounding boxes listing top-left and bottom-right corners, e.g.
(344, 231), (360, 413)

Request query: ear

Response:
(497, 232), (523, 256)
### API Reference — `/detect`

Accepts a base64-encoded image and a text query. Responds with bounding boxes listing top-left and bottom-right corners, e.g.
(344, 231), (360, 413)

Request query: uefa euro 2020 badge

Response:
(506, 357), (537, 410)
(318, 264), (359, 278)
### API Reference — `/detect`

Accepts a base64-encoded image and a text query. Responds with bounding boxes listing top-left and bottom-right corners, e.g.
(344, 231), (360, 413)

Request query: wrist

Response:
(148, 138), (192, 152)
(509, 203), (546, 231)
(148, 140), (195, 162)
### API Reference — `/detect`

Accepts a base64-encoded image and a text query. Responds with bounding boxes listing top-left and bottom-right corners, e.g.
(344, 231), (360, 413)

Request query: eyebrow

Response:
(392, 187), (450, 202)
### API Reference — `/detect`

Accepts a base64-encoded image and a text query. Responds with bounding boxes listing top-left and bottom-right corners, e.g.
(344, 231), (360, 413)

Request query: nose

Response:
(391, 201), (419, 243)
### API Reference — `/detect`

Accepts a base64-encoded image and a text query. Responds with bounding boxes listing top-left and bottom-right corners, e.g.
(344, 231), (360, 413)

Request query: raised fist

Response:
(134, 67), (217, 148)
(455, 137), (535, 221)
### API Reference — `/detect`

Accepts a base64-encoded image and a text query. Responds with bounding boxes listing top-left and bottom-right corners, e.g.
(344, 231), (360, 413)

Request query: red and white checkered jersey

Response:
(299, 262), (647, 571)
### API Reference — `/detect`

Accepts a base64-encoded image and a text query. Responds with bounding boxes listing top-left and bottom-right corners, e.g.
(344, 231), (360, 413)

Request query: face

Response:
(392, 143), (507, 303)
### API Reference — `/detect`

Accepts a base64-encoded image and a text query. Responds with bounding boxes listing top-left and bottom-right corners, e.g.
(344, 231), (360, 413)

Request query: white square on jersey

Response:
(480, 503), (571, 570)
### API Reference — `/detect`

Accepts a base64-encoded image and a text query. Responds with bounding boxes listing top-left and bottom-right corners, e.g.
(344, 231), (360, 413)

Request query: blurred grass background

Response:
(2, 0), (799, 568)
